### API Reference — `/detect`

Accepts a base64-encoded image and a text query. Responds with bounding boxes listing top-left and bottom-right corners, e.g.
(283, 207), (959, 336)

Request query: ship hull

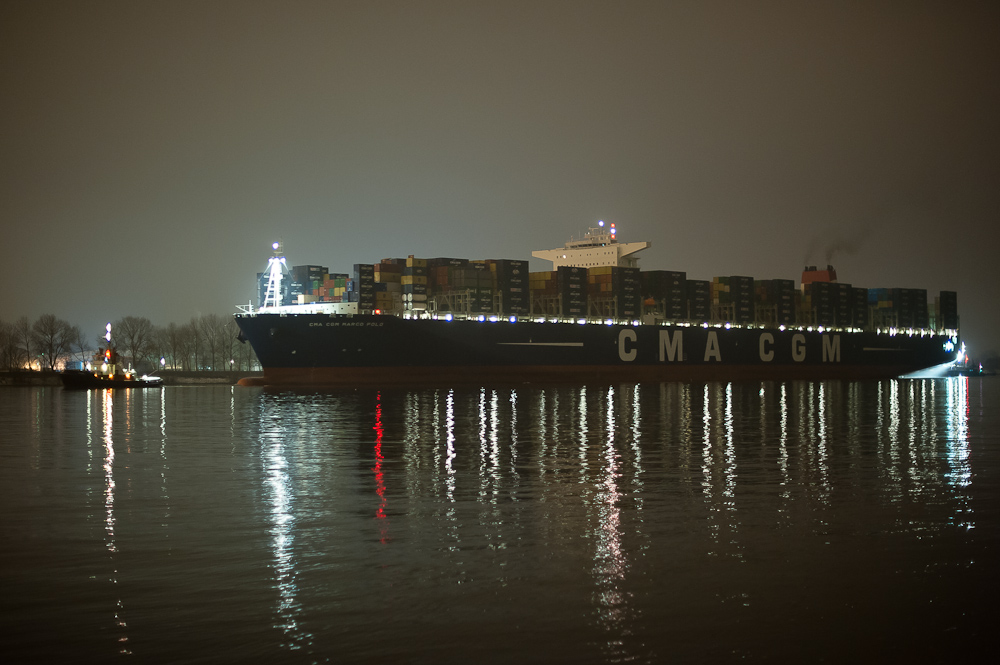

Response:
(235, 314), (956, 386)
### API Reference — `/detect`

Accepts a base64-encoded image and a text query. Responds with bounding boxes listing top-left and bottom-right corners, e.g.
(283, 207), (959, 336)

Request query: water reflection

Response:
(373, 392), (388, 543)
(85, 388), (130, 654)
(240, 377), (976, 659)
(258, 398), (309, 651)
(945, 377), (973, 530)
(591, 385), (638, 660)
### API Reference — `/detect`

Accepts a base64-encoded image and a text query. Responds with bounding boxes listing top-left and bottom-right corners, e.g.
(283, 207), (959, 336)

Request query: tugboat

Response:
(60, 323), (163, 389)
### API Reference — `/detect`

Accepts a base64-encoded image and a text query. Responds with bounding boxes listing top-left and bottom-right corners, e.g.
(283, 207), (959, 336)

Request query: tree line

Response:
(0, 314), (258, 373)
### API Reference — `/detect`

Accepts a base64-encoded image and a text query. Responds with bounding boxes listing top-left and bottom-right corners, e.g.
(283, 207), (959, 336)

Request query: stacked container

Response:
(529, 270), (557, 315)
(403, 256), (429, 312)
(851, 287), (868, 328)
(835, 283), (853, 327)
(641, 270), (686, 319)
(427, 258), (494, 313)
(588, 267), (641, 318)
(888, 288), (929, 329)
(686, 280), (710, 320)
(557, 266), (587, 317)
(351, 264), (375, 310)
(289, 264), (329, 303)
(490, 259), (528, 315)
(374, 259), (404, 313)
(755, 279), (795, 325)
(805, 282), (837, 327)
(291, 265), (327, 297)
(618, 267), (642, 318)
(469, 262), (494, 313)
(729, 275), (755, 324)
(938, 291), (958, 330)
(711, 276), (729, 306)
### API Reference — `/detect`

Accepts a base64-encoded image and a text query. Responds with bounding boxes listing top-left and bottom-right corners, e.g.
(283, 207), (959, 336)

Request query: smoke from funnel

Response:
(804, 226), (873, 266)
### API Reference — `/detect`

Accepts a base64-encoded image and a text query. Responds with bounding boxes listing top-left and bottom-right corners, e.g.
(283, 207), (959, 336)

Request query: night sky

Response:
(3, 1), (998, 354)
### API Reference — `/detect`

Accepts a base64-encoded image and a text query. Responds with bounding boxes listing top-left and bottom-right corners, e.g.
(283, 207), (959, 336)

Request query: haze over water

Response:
(2, 378), (997, 663)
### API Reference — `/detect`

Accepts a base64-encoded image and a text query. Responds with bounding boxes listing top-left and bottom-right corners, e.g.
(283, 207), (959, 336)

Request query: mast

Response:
(262, 241), (287, 309)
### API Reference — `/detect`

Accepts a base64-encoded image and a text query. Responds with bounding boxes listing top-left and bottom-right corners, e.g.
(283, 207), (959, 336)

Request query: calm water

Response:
(1, 378), (997, 663)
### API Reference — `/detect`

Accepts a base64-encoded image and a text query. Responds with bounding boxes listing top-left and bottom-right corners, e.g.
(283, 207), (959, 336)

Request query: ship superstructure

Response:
(531, 221), (650, 269)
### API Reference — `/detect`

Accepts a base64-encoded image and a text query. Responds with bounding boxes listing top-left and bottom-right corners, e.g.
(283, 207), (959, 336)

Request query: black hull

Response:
(60, 370), (163, 389)
(235, 314), (957, 387)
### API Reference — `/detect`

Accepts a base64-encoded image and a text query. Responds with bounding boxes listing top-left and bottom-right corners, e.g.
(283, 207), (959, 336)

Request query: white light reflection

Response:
(489, 390), (500, 496)
(679, 384), (692, 476)
(778, 384), (790, 503)
(591, 385), (635, 660)
(259, 402), (309, 651)
(509, 390), (518, 474)
(817, 382), (830, 505)
(578, 387), (590, 480)
(945, 377), (973, 530)
(478, 388), (488, 501)
(723, 383), (741, 557)
(596, 384), (624, 581)
(158, 387), (170, 540)
(723, 383), (735, 503)
(100, 389), (130, 654)
(701, 385), (718, 551)
(538, 390), (549, 481)
(886, 380), (903, 497)
(629, 384), (644, 509)
(906, 381), (920, 492)
(445, 390), (456, 499)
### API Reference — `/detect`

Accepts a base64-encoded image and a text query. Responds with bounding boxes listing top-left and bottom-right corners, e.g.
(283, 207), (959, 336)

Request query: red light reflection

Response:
(372, 392), (389, 543)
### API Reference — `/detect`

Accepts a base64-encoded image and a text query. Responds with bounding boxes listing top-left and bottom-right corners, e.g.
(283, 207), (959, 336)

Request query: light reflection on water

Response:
(0, 377), (993, 663)
(259, 394), (308, 650)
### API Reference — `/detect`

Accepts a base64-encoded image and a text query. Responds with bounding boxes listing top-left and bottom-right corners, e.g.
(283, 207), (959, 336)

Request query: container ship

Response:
(234, 223), (959, 386)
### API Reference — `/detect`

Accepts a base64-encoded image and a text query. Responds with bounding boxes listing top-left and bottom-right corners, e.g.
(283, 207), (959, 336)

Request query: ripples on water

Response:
(0, 378), (996, 663)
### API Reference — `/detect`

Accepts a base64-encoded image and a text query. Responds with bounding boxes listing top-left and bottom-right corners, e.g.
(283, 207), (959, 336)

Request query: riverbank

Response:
(0, 370), (263, 387)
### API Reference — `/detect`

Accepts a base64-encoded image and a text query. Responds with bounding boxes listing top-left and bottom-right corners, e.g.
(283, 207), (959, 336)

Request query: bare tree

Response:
(0, 319), (18, 371)
(31, 314), (74, 370)
(67, 325), (90, 364)
(13, 316), (33, 369)
(152, 325), (170, 370)
(198, 314), (231, 370)
(187, 318), (203, 370)
(1, 312), (259, 373)
(220, 318), (240, 371)
(162, 322), (185, 369)
(114, 316), (156, 371)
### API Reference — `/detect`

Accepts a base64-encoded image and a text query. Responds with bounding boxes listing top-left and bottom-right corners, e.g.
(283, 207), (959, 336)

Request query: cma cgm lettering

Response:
(617, 328), (843, 364)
